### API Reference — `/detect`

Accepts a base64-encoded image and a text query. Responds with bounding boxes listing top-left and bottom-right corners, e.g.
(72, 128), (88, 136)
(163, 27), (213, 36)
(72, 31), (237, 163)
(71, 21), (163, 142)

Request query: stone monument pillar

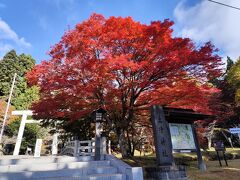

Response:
(151, 105), (174, 166)
(95, 122), (101, 160)
(144, 105), (187, 180)
(74, 140), (79, 157)
(100, 136), (107, 155)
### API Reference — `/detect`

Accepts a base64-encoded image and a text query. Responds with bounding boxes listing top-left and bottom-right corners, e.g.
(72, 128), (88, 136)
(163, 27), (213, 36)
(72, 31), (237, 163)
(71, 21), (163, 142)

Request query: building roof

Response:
(163, 107), (213, 124)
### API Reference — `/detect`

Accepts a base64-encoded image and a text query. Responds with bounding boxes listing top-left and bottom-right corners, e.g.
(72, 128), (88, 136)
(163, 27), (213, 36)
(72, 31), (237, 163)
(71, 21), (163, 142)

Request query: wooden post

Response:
(191, 124), (206, 171)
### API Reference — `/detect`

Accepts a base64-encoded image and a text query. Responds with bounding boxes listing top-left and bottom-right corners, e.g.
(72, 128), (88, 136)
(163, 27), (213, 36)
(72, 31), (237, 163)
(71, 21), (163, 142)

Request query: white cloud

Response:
(174, 0), (240, 60)
(0, 18), (31, 58)
(0, 18), (31, 48)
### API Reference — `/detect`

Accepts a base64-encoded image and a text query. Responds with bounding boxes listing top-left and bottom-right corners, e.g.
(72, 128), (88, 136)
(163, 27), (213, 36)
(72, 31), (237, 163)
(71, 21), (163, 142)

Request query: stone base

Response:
(143, 165), (187, 180)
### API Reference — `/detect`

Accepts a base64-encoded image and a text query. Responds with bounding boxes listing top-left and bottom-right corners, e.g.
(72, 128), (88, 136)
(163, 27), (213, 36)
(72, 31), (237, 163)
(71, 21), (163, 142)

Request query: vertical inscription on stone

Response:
(151, 105), (174, 166)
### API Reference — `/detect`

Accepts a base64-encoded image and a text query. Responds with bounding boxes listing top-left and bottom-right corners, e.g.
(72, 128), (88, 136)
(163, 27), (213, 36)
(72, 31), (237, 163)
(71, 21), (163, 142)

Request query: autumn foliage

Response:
(0, 99), (16, 124)
(27, 14), (222, 157)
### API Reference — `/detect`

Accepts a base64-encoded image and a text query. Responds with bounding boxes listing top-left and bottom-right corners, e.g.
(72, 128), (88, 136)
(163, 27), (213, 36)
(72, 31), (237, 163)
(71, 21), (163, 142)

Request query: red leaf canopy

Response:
(27, 14), (222, 121)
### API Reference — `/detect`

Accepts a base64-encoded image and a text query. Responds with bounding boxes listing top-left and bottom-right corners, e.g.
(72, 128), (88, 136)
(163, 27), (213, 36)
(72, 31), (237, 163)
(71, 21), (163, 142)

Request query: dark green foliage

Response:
(11, 86), (39, 110)
(0, 50), (35, 96)
(41, 117), (95, 141)
(227, 57), (240, 105)
(0, 50), (42, 153)
(226, 56), (234, 72)
(210, 57), (240, 127)
(0, 50), (39, 110)
(5, 119), (47, 150)
(62, 118), (94, 140)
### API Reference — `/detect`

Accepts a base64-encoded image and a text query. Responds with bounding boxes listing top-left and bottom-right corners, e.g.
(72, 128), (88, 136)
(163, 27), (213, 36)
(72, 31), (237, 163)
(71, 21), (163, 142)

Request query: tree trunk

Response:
(127, 130), (134, 156)
(207, 136), (212, 149)
(118, 129), (131, 158)
(131, 145), (135, 157)
(221, 131), (233, 148)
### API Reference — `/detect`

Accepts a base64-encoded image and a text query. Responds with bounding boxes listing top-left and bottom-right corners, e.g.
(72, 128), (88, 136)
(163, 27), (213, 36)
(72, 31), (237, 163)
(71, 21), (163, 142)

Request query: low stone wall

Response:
(143, 165), (187, 180)
(104, 154), (143, 180)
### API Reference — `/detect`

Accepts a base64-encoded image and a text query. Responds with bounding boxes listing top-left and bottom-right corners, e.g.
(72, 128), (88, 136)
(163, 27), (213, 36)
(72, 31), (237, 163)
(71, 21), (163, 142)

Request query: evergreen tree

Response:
(0, 50), (42, 154)
(227, 57), (240, 105)
(0, 50), (39, 110)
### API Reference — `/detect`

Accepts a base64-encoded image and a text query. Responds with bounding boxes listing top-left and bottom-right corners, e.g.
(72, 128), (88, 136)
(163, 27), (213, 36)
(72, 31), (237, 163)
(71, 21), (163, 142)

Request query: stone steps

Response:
(0, 169), (124, 180)
(0, 156), (94, 166)
(0, 161), (110, 173)
(0, 156), (126, 180)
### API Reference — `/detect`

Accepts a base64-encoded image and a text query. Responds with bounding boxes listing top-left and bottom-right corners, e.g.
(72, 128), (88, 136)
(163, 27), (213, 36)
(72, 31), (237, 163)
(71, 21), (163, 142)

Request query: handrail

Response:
(61, 140), (95, 156)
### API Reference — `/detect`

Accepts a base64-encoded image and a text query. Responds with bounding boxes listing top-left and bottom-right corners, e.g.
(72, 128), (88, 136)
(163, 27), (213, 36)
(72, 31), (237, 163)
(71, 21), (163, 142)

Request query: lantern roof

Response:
(92, 107), (107, 114)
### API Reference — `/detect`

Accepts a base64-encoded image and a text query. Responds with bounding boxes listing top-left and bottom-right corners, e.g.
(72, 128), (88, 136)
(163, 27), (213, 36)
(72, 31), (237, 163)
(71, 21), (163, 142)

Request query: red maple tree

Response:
(27, 14), (222, 157)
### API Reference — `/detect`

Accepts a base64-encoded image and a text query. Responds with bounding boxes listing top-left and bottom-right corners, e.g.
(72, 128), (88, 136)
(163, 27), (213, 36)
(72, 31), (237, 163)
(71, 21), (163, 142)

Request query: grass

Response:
(187, 160), (240, 180)
(118, 148), (240, 180)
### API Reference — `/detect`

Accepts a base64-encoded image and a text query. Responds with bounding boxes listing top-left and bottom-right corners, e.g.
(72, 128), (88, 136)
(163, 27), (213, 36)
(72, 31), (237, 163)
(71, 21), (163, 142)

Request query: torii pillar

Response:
(12, 110), (38, 156)
(12, 110), (58, 156)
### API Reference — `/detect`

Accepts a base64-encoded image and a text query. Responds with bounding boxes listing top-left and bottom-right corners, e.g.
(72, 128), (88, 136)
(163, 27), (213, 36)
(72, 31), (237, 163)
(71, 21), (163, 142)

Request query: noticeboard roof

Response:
(163, 107), (213, 124)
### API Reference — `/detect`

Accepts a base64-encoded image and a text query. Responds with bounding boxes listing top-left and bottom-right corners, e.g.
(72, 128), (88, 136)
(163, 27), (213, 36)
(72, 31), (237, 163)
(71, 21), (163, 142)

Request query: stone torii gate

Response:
(12, 110), (58, 156)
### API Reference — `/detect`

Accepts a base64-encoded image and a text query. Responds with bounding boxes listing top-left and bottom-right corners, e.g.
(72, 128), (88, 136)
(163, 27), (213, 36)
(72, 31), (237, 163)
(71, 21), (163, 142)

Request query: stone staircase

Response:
(0, 155), (127, 180)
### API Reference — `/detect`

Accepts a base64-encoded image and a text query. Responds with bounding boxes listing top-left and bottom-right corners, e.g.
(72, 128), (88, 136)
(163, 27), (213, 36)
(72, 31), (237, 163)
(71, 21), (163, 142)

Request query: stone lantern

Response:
(91, 108), (107, 160)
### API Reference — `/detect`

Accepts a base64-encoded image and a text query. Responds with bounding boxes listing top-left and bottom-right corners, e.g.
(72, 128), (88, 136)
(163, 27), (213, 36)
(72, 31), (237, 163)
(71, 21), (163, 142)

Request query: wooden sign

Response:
(214, 141), (225, 151)
(229, 128), (240, 134)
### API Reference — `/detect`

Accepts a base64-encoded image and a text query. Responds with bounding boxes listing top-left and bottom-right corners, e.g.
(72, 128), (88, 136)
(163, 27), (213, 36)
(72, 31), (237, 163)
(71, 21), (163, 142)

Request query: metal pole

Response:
(0, 73), (17, 144)
(216, 150), (222, 167)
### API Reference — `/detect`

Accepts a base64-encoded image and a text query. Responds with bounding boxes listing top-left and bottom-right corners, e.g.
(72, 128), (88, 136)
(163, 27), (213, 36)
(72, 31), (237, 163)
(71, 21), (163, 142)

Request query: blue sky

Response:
(0, 0), (239, 63)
